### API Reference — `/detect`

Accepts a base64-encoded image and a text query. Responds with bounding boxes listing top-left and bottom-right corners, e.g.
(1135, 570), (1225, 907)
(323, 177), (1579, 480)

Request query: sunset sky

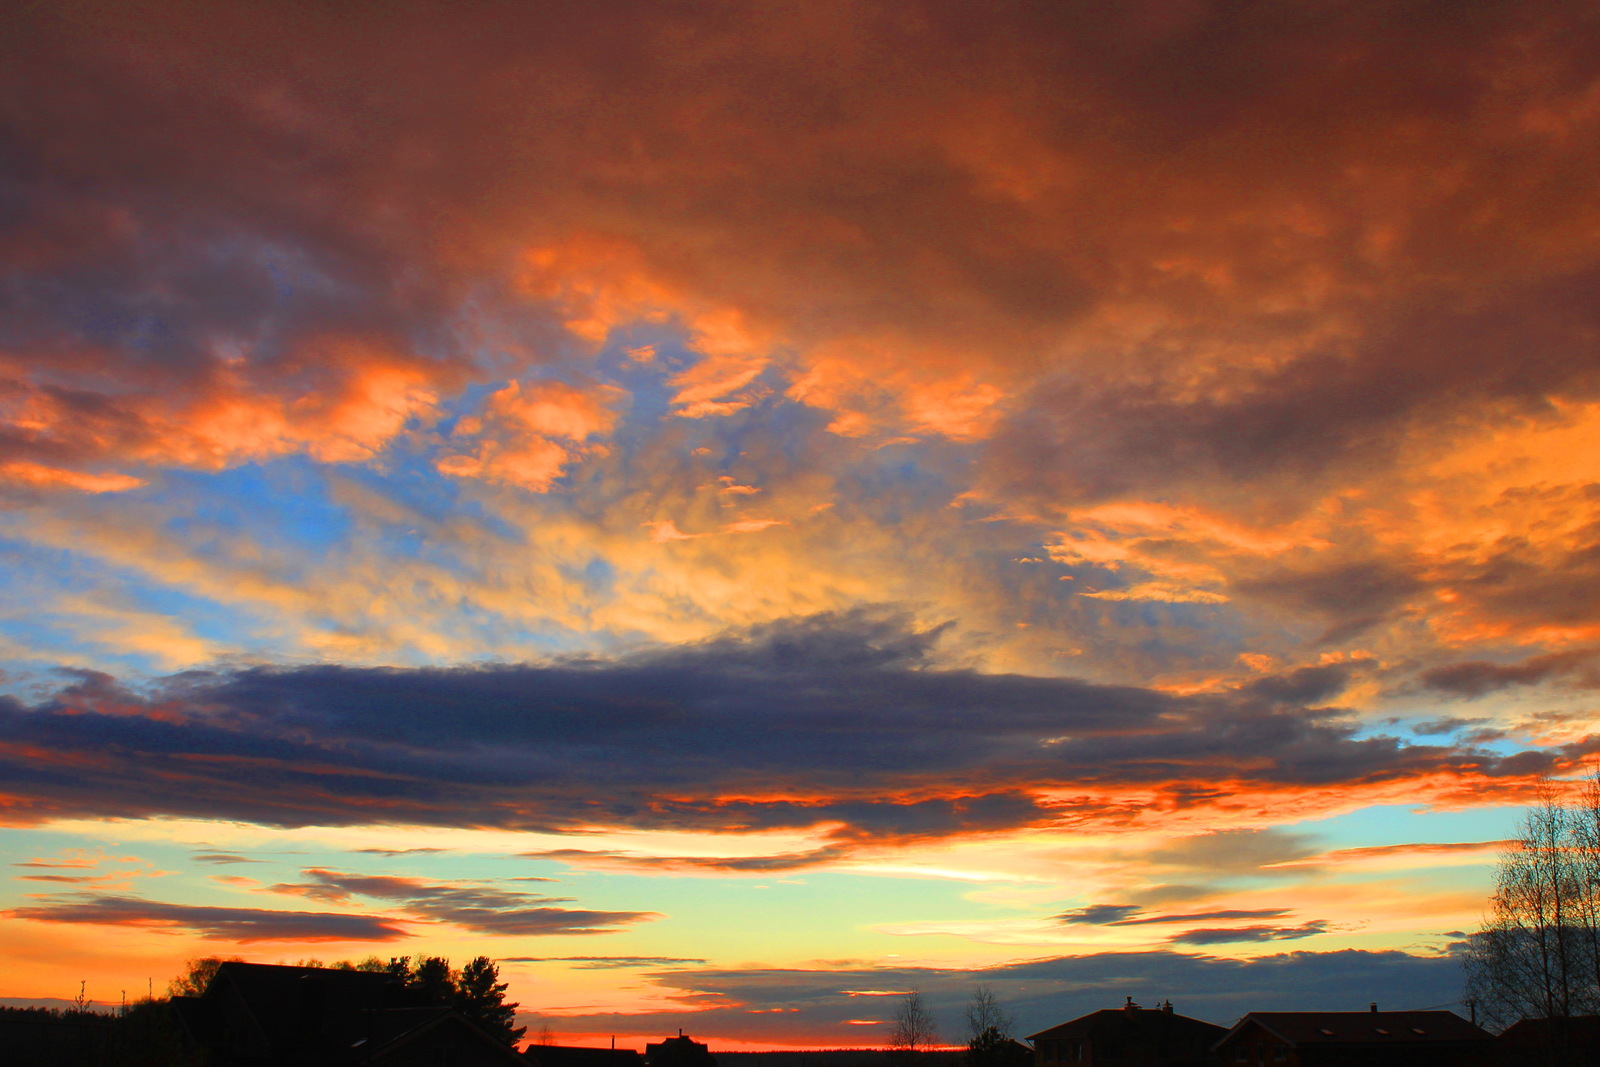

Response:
(4, 0), (1600, 1049)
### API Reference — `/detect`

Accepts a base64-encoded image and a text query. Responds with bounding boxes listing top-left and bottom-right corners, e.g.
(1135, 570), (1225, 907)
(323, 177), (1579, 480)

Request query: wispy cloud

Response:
(266, 868), (655, 936)
(8, 895), (408, 943)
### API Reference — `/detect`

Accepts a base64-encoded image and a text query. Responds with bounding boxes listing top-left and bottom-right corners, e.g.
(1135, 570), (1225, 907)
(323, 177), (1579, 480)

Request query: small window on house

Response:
(1273, 1045), (1287, 1061)
(1235, 1049), (1250, 1063)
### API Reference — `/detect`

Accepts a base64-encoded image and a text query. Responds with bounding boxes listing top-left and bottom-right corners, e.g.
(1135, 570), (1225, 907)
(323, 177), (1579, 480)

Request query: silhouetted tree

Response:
(382, 954), (524, 1044)
(413, 955), (457, 1005)
(456, 956), (525, 1044)
(167, 957), (240, 998)
(889, 989), (939, 1054)
(964, 985), (1021, 1067)
(1464, 774), (1600, 1038)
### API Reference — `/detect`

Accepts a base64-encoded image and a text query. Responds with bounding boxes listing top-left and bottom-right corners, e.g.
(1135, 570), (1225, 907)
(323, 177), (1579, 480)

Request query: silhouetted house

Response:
(645, 1032), (717, 1067)
(1029, 998), (1225, 1067)
(526, 1046), (645, 1067)
(1210, 1008), (1491, 1067)
(171, 961), (525, 1066)
(1495, 1015), (1600, 1067)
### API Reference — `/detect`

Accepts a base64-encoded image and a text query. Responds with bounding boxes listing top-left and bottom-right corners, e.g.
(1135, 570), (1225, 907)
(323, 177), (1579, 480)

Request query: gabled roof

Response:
(1217, 1011), (1490, 1048)
(360, 1006), (526, 1065)
(351, 1005), (455, 1055)
(1498, 1015), (1600, 1047)
(1028, 1007), (1225, 1043)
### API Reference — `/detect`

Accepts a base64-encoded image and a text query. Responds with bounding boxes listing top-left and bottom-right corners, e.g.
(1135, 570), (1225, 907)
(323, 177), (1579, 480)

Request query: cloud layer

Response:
(0, 613), (1579, 846)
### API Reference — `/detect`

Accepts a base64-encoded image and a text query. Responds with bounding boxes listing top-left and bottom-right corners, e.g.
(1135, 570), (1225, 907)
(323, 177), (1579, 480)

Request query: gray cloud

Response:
(1420, 648), (1600, 698)
(7, 894), (408, 942)
(0, 612), (1583, 843)
(1169, 921), (1331, 945)
(519, 846), (854, 873)
(1057, 904), (1141, 925)
(271, 869), (654, 936)
(503, 957), (707, 969)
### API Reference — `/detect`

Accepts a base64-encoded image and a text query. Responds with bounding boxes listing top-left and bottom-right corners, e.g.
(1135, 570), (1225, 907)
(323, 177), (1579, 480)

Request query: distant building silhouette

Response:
(1029, 998), (1224, 1067)
(645, 1031), (717, 1067)
(1494, 1015), (1600, 1067)
(526, 1045), (645, 1067)
(1210, 1008), (1491, 1067)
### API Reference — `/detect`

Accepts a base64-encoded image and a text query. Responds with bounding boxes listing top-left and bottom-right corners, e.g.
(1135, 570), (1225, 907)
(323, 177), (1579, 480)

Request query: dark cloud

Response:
(0, 611), (1578, 841)
(4, 0), (1599, 491)
(1233, 564), (1425, 641)
(1238, 664), (1354, 705)
(1057, 904), (1141, 926)
(1420, 648), (1600, 698)
(1121, 909), (1294, 927)
(7, 894), (408, 942)
(191, 853), (262, 864)
(1058, 902), (1297, 927)
(270, 869), (653, 936)
(503, 957), (707, 969)
(521, 847), (852, 873)
(1169, 921), (1330, 945)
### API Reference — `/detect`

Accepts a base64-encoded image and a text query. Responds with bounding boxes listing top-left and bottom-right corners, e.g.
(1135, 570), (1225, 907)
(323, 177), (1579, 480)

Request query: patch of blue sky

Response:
(333, 451), (528, 550)
(1283, 803), (1523, 852)
(156, 462), (355, 562)
(435, 608), (597, 663)
(586, 322), (836, 464)
(830, 443), (976, 529)
(0, 540), (240, 679)
(591, 322), (700, 400)
(580, 556), (616, 595)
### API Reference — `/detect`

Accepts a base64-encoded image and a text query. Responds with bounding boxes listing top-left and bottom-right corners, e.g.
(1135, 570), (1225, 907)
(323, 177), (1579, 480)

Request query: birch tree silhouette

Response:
(1463, 775), (1600, 1034)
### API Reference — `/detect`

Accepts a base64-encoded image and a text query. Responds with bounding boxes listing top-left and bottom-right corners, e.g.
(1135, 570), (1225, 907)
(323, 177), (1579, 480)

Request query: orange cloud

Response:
(439, 379), (623, 492)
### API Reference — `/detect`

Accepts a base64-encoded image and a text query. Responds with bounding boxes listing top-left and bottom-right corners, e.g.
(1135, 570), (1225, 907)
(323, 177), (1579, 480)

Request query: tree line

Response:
(168, 953), (524, 1044)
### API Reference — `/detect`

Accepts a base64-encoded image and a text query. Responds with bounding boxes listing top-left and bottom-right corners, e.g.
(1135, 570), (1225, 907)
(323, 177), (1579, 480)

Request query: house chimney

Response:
(1124, 997), (1139, 1012)
(1162, 1001), (1173, 1014)
(1370, 1003), (1377, 1013)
